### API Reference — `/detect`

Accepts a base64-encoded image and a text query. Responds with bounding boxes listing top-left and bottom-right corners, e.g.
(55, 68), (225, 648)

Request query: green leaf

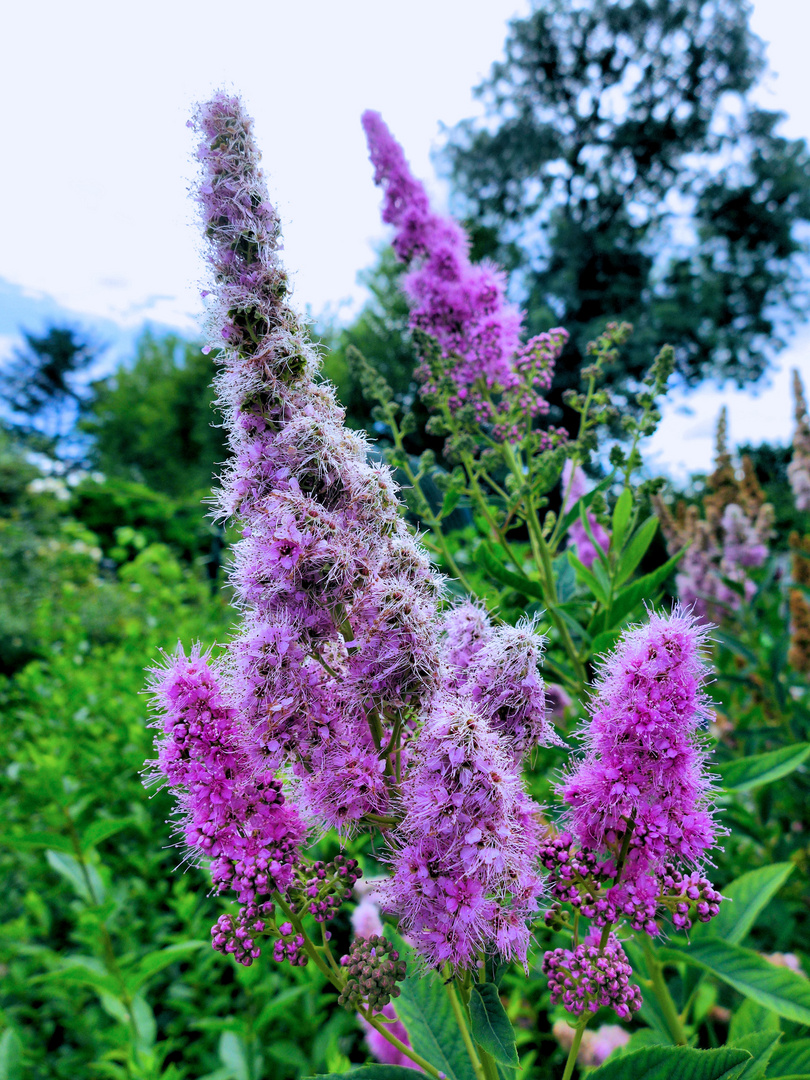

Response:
(394, 967), (476, 1080)
(45, 849), (105, 904)
(43, 956), (121, 998)
(469, 984), (518, 1067)
(611, 487), (633, 552)
(567, 549), (609, 605)
(475, 544), (546, 603)
(726, 1032), (780, 1080)
(578, 501), (610, 571)
(81, 817), (135, 851)
(125, 941), (206, 992)
(590, 628), (623, 659)
(219, 1032), (250, 1080)
(607, 550), (684, 628)
(716, 744), (810, 792)
(1, 831), (74, 855)
(615, 516), (659, 586)
(659, 940), (810, 1025)
(587, 1044), (750, 1080)
(768, 1039), (810, 1078)
(727, 999), (780, 1043)
(556, 474), (615, 540)
(692, 864), (794, 945)
(0, 1029), (23, 1080)
(439, 489), (461, 519)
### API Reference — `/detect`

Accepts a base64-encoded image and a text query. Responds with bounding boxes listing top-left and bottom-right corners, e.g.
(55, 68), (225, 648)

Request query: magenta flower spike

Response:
(560, 607), (720, 879)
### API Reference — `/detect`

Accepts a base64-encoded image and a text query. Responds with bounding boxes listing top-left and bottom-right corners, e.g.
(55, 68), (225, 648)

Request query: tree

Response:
(441, 0), (810, 414)
(0, 325), (96, 454)
(81, 330), (227, 498)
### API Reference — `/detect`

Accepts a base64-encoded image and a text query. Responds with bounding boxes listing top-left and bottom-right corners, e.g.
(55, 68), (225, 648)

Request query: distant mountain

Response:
(0, 277), (194, 379)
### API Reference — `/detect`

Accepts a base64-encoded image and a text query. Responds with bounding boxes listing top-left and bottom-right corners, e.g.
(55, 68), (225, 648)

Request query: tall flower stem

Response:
(502, 442), (587, 686)
(446, 979), (485, 1080)
(641, 937), (688, 1046)
(561, 1015), (589, 1080)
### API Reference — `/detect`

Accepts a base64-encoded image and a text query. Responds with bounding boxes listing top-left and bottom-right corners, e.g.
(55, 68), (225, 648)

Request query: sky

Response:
(3, 0), (810, 479)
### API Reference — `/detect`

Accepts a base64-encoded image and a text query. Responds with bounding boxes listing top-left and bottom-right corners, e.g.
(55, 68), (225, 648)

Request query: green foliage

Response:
(469, 983), (519, 1067)
(392, 964), (475, 1080)
(81, 330), (227, 498)
(587, 1045), (751, 1080)
(441, 0), (810, 411)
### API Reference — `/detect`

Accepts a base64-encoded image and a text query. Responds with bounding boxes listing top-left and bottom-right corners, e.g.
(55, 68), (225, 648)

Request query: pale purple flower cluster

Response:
(189, 93), (445, 836)
(674, 505), (769, 618)
(543, 932), (642, 1020)
(378, 694), (546, 969)
(362, 110), (566, 443)
(560, 461), (610, 570)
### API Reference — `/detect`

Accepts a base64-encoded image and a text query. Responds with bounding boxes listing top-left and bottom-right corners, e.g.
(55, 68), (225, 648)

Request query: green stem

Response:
(501, 443), (587, 685)
(641, 937), (688, 1046)
(358, 1007), (444, 1078)
(561, 1016), (589, 1080)
(445, 979), (485, 1080)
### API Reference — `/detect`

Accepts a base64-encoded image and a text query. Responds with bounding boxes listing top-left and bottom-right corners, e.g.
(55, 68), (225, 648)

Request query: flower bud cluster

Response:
(211, 901), (273, 967)
(272, 921), (308, 967)
(338, 935), (407, 1011)
(543, 933), (642, 1020)
(293, 855), (361, 923)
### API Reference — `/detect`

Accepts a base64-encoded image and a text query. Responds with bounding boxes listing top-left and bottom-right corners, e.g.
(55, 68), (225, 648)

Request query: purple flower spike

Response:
(560, 606), (720, 877)
(362, 110), (522, 397)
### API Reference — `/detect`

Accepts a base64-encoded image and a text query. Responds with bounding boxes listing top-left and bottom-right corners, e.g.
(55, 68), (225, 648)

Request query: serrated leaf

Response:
(469, 984), (518, 1067)
(81, 817), (135, 852)
(0, 1028), (23, 1080)
(716, 744), (810, 792)
(726, 1032), (780, 1080)
(727, 999), (780, 1043)
(588, 1044), (750, 1080)
(393, 964), (476, 1080)
(692, 863), (794, 945)
(768, 1039), (810, 1078)
(607, 550), (684, 628)
(611, 487), (633, 552)
(45, 849), (105, 904)
(659, 940), (810, 1025)
(615, 516), (659, 586)
(125, 941), (206, 992)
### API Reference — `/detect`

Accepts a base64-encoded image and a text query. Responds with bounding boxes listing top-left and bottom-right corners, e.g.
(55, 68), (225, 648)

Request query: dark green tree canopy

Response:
(81, 330), (227, 498)
(441, 0), (810, 398)
(0, 326), (96, 451)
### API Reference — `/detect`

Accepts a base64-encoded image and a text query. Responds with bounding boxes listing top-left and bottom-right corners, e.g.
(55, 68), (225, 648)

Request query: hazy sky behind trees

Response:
(3, 0), (809, 475)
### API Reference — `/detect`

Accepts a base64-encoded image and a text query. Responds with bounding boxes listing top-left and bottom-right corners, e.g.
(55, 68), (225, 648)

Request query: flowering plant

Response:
(142, 95), (810, 1080)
